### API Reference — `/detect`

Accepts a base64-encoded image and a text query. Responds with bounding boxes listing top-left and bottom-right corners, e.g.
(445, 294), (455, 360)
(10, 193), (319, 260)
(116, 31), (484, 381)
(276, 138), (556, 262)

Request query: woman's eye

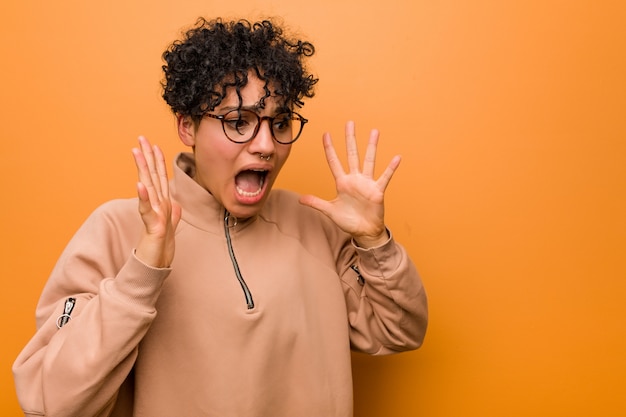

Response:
(225, 118), (249, 131)
(273, 115), (292, 131)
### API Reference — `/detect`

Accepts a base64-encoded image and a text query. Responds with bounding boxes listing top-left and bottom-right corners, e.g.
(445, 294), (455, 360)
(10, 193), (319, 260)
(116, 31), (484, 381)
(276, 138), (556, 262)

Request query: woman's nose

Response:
(249, 118), (276, 154)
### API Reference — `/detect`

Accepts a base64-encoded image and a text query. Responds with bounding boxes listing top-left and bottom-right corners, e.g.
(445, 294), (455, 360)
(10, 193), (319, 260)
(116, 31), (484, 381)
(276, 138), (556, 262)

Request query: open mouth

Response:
(235, 169), (269, 198)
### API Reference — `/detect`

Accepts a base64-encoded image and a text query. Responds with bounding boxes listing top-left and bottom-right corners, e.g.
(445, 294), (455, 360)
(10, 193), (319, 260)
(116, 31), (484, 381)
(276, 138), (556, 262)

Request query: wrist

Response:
(135, 235), (173, 268)
(354, 229), (389, 249)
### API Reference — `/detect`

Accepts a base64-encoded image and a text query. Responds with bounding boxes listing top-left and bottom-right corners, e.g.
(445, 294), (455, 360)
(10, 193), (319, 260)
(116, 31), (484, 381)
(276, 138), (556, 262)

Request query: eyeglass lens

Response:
(221, 110), (304, 144)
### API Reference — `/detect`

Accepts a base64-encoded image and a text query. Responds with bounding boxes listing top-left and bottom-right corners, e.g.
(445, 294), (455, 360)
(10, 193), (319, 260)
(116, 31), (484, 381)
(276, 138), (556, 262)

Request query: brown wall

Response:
(2, 1), (625, 415)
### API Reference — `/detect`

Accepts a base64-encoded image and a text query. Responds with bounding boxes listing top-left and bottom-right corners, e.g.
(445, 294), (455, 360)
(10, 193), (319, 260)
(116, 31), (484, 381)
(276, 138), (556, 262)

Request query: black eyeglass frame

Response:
(203, 110), (308, 145)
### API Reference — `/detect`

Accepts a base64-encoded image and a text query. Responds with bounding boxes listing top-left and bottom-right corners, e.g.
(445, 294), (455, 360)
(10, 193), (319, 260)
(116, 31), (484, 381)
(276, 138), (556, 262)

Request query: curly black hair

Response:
(162, 18), (318, 123)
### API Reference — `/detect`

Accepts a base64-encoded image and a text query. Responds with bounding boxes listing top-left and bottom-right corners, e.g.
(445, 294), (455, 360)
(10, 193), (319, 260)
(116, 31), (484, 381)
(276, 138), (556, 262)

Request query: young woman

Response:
(14, 18), (427, 417)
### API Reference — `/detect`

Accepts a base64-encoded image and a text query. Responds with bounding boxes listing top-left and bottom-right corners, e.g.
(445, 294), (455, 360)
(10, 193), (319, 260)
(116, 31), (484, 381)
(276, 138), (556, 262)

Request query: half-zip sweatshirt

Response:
(13, 152), (428, 417)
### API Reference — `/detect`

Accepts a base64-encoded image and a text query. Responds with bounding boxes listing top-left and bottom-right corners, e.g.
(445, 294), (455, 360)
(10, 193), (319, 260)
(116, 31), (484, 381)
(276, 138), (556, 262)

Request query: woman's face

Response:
(178, 74), (293, 219)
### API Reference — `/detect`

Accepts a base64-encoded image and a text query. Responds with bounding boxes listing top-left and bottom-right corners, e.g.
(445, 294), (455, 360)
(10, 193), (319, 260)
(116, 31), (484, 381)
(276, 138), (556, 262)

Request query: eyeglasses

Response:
(204, 109), (308, 144)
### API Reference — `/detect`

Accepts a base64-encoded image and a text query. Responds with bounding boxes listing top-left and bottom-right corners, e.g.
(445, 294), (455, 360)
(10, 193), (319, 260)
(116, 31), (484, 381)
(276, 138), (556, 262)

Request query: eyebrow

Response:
(219, 103), (290, 115)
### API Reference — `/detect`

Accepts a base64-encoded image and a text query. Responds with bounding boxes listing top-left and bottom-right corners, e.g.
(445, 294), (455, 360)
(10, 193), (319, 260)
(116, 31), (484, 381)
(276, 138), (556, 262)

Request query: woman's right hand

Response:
(132, 136), (181, 268)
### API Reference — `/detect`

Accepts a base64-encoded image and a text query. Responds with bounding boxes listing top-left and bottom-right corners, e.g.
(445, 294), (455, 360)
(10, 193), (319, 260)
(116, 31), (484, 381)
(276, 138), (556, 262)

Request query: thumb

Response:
(171, 200), (183, 229)
(299, 194), (331, 215)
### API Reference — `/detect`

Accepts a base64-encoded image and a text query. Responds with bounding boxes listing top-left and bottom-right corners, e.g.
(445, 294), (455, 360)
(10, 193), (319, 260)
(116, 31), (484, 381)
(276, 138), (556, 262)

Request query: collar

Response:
(170, 152), (256, 234)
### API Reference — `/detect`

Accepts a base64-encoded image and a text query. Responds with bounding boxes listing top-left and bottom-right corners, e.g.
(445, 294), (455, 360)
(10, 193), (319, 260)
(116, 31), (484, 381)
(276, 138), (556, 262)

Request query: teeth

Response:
(236, 187), (262, 197)
(236, 175), (265, 197)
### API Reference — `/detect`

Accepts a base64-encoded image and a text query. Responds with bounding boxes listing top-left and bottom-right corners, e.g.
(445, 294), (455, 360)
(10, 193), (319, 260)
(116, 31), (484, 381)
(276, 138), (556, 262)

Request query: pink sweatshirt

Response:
(13, 153), (428, 417)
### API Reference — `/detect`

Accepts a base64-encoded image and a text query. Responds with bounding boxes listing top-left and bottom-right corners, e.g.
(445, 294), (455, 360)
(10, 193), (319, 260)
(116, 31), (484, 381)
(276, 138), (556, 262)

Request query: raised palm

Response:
(299, 121), (401, 248)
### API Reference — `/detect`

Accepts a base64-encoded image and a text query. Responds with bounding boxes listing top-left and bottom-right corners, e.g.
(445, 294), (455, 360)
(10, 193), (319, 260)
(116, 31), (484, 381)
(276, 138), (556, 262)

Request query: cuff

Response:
(104, 250), (172, 308)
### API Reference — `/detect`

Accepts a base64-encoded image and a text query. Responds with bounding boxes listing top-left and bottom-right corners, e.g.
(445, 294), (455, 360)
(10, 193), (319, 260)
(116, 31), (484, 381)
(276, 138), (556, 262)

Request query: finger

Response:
(135, 181), (149, 203)
(345, 121), (360, 173)
(298, 194), (333, 217)
(170, 199), (183, 229)
(135, 181), (154, 216)
(135, 182), (165, 236)
(322, 132), (346, 179)
(152, 144), (170, 199)
(138, 136), (163, 199)
(133, 139), (160, 211)
(376, 155), (402, 191)
(132, 146), (150, 187)
(362, 129), (379, 178)
(133, 149), (159, 212)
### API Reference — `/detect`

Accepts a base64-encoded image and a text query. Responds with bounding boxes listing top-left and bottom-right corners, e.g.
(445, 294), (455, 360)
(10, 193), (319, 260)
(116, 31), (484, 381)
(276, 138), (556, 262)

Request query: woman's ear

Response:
(177, 114), (196, 147)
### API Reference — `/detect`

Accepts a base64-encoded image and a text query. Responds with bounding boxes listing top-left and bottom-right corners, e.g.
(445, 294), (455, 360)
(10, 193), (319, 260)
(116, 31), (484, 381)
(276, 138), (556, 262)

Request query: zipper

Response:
(350, 264), (366, 286)
(223, 210), (255, 309)
(56, 297), (76, 329)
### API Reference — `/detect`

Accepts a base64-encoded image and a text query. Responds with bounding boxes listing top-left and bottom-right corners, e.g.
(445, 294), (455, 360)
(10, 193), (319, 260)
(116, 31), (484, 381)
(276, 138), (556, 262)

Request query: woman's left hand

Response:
(299, 121), (401, 248)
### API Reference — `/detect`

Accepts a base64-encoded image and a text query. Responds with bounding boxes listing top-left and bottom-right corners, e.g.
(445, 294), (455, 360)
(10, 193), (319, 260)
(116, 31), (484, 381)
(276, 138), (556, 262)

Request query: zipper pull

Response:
(56, 297), (76, 329)
(224, 211), (238, 228)
(350, 264), (366, 286)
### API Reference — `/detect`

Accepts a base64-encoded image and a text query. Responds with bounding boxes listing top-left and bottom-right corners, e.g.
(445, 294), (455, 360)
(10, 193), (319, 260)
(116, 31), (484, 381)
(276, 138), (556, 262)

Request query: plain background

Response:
(1, 0), (625, 415)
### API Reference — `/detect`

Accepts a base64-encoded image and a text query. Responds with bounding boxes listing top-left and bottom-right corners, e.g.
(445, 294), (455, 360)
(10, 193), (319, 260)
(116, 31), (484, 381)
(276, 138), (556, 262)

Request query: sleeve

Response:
(12, 200), (171, 417)
(338, 231), (428, 355)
